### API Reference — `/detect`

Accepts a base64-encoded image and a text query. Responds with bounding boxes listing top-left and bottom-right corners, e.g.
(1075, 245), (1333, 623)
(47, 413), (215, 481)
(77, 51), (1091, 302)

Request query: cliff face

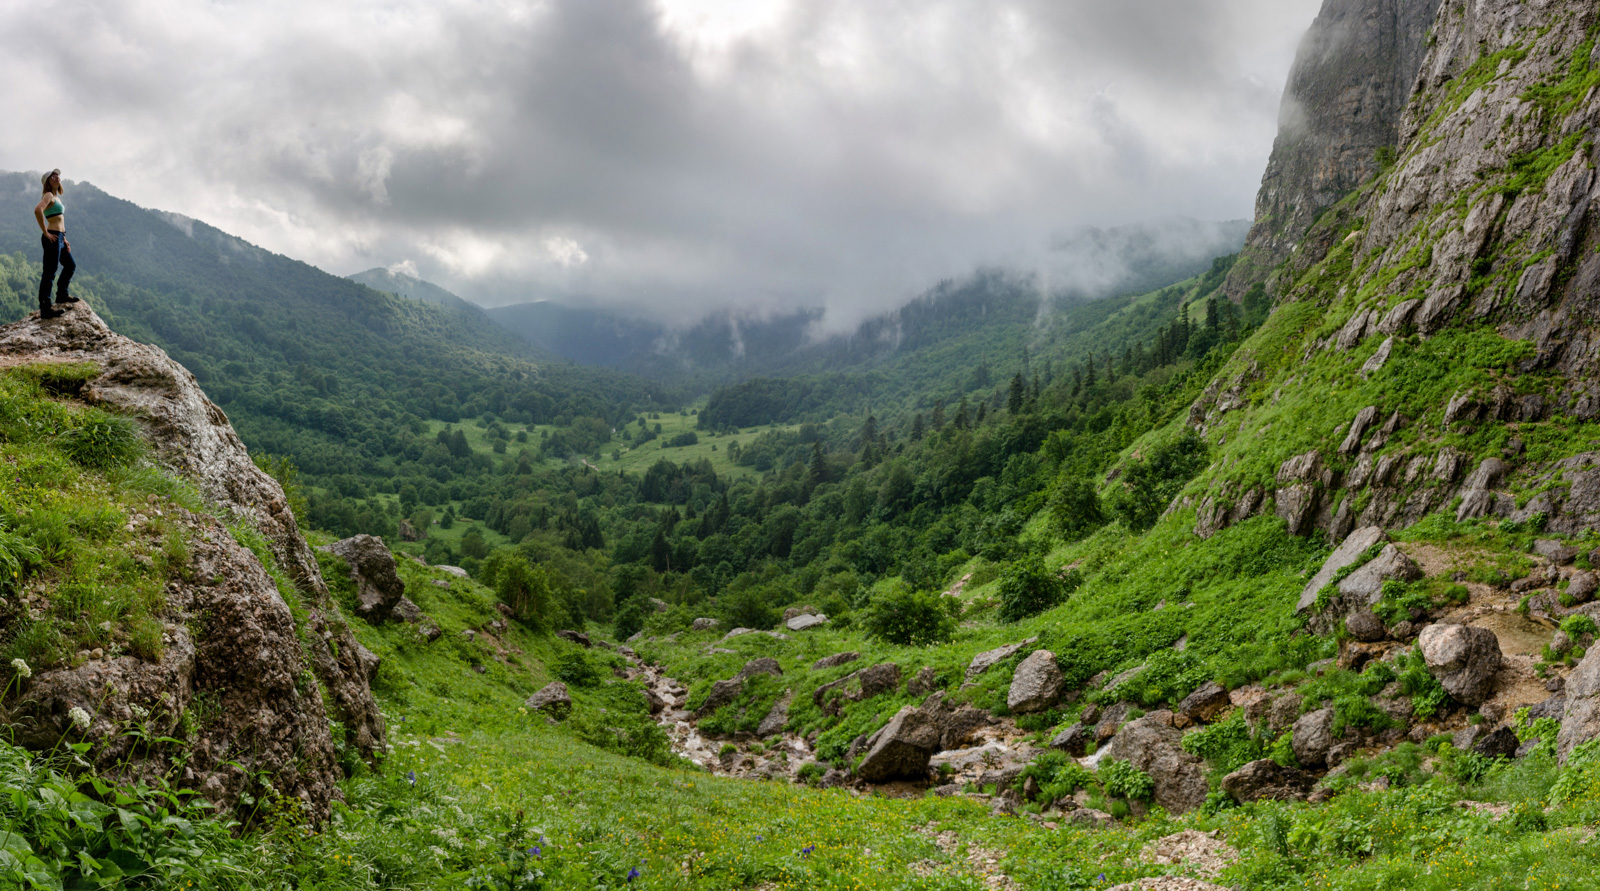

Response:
(1225, 0), (1445, 299)
(0, 305), (384, 820)
(1189, 0), (1600, 538)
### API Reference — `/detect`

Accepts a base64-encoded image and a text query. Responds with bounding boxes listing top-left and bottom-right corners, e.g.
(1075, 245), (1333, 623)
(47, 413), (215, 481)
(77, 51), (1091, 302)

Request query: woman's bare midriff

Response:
(44, 220), (65, 233)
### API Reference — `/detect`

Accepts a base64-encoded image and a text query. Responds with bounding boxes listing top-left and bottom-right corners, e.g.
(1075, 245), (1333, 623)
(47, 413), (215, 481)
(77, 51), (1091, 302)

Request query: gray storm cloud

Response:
(0, 0), (1321, 328)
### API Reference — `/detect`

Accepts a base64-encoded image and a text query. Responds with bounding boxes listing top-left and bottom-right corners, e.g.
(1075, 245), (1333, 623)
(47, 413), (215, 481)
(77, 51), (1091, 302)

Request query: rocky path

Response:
(627, 651), (820, 780)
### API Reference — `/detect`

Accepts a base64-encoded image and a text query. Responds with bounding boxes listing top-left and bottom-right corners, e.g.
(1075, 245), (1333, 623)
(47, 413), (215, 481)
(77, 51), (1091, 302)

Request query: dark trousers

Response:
(39, 231), (75, 306)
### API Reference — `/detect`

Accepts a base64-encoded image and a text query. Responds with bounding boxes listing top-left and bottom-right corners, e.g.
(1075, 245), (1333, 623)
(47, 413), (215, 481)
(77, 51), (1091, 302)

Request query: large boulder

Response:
(1102, 717), (1208, 815)
(1049, 723), (1093, 756)
(812, 652), (861, 670)
(1007, 650), (1065, 713)
(326, 534), (408, 621)
(1558, 646), (1600, 762)
(1221, 759), (1317, 803)
(525, 682), (573, 720)
(855, 706), (943, 782)
(1418, 624), (1502, 706)
(1178, 681), (1231, 725)
(814, 663), (900, 715)
(1291, 708), (1337, 767)
(1310, 543), (1423, 633)
(692, 617), (719, 631)
(965, 638), (1038, 682)
(1297, 526), (1387, 612)
(697, 679), (745, 716)
(786, 613), (828, 632)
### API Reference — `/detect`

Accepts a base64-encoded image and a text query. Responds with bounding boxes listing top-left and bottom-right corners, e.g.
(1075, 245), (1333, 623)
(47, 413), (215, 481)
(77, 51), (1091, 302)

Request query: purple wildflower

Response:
(626, 866), (640, 882)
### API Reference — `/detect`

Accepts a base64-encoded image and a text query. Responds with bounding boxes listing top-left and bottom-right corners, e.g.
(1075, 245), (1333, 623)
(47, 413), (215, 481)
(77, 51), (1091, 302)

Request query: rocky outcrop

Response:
(814, 663), (900, 715)
(0, 306), (383, 819)
(325, 534), (407, 621)
(525, 682), (573, 720)
(1221, 759), (1317, 803)
(965, 638), (1037, 682)
(1298, 526), (1388, 612)
(854, 705), (943, 782)
(1558, 645), (1600, 762)
(1418, 624), (1502, 706)
(1224, 0), (1445, 301)
(786, 613), (828, 632)
(1007, 650), (1065, 714)
(812, 651), (860, 670)
(1310, 543), (1422, 634)
(1102, 717), (1209, 815)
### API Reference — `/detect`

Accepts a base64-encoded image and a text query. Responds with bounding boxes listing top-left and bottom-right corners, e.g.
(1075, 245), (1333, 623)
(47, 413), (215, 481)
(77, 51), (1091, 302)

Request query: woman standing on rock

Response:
(33, 169), (80, 319)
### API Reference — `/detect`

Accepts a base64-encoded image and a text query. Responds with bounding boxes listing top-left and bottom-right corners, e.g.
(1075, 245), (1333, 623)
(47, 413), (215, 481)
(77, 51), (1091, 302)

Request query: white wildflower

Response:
(10, 658), (29, 679)
(130, 703), (149, 719)
(68, 706), (91, 729)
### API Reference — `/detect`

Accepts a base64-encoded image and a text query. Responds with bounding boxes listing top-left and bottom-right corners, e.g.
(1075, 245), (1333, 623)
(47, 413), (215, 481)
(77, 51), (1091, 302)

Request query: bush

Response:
(59, 413), (142, 470)
(1048, 474), (1104, 542)
(1104, 430), (1207, 531)
(860, 581), (957, 646)
(718, 586), (780, 630)
(667, 431), (699, 447)
(996, 554), (1081, 623)
(1181, 710), (1263, 774)
(553, 651), (601, 688)
(1098, 758), (1154, 801)
(1016, 751), (1094, 802)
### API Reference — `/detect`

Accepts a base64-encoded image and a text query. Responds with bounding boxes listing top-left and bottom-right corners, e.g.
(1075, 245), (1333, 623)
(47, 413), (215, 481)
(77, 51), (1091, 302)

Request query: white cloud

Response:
(0, 0), (1322, 326)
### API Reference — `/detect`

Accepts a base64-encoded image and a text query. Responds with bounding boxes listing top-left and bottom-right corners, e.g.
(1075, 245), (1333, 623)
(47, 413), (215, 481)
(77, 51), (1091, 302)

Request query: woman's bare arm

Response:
(34, 194), (54, 239)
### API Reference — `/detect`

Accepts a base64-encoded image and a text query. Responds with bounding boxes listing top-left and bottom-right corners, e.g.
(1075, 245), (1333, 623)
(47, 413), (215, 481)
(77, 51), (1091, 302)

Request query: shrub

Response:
(1104, 430), (1208, 531)
(861, 581), (956, 646)
(1561, 614), (1598, 639)
(1098, 758), (1154, 801)
(1016, 751), (1094, 802)
(1048, 474), (1104, 542)
(718, 585), (780, 630)
(1181, 710), (1263, 774)
(553, 652), (601, 688)
(59, 413), (142, 469)
(996, 554), (1081, 623)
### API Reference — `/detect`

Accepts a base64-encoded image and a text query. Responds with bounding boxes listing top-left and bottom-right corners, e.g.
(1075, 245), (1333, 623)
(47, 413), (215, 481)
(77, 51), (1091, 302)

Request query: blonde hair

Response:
(41, 169), (62, 195)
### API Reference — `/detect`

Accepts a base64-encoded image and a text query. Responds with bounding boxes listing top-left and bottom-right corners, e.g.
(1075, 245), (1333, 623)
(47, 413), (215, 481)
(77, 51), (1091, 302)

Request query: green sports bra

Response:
(43, 194), (62, 218)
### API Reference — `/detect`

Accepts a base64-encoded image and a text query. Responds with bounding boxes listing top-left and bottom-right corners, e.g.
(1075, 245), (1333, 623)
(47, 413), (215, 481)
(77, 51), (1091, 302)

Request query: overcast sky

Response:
(1, 0), (1321, 327)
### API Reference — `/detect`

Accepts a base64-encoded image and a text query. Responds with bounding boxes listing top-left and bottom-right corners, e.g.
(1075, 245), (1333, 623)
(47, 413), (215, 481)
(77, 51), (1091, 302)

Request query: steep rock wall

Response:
(1188, 0), (1600, 547)
(1225, 0), (1445, 300)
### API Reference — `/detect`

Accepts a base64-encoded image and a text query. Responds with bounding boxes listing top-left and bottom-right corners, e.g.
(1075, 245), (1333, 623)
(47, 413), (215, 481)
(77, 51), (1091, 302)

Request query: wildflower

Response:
(69, 707), (91, 729)
(527, 846), (541, 858)
(406, 770), (416, 786)
(10, 658), (29, 679)
(800, 845), (815, 857)
(626, 867), (640, 883)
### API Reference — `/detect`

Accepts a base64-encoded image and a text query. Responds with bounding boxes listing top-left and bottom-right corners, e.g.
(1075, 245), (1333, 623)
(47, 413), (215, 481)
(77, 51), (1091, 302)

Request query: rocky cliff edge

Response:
(0, 303), (384, 821)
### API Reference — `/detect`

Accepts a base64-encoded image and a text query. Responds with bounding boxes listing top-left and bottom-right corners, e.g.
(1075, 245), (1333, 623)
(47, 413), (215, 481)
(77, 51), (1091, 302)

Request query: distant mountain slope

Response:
(0, 174), (672, 485)
(488, 218), (1249, 382)
(349, 267), (477, 313)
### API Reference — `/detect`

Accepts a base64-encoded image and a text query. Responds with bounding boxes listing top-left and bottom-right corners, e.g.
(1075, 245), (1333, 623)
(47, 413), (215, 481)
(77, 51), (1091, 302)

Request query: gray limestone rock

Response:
(1007, 650), (1066, 714)
(965, 638), (1038, 682)
(1298, 526), (1388, 613)
(1418, 624), (1502, 706)
(1177, 681), (1232, 725)
(812, 652), (861, 671)
(1221, 759), (1317, 803)
(1102, 717), (1209, 815)
(524, 682), (573, 720)
(1292, 708), (1337, 767)
(327, 534), (407, 621)
(854, 706), (943, 782)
